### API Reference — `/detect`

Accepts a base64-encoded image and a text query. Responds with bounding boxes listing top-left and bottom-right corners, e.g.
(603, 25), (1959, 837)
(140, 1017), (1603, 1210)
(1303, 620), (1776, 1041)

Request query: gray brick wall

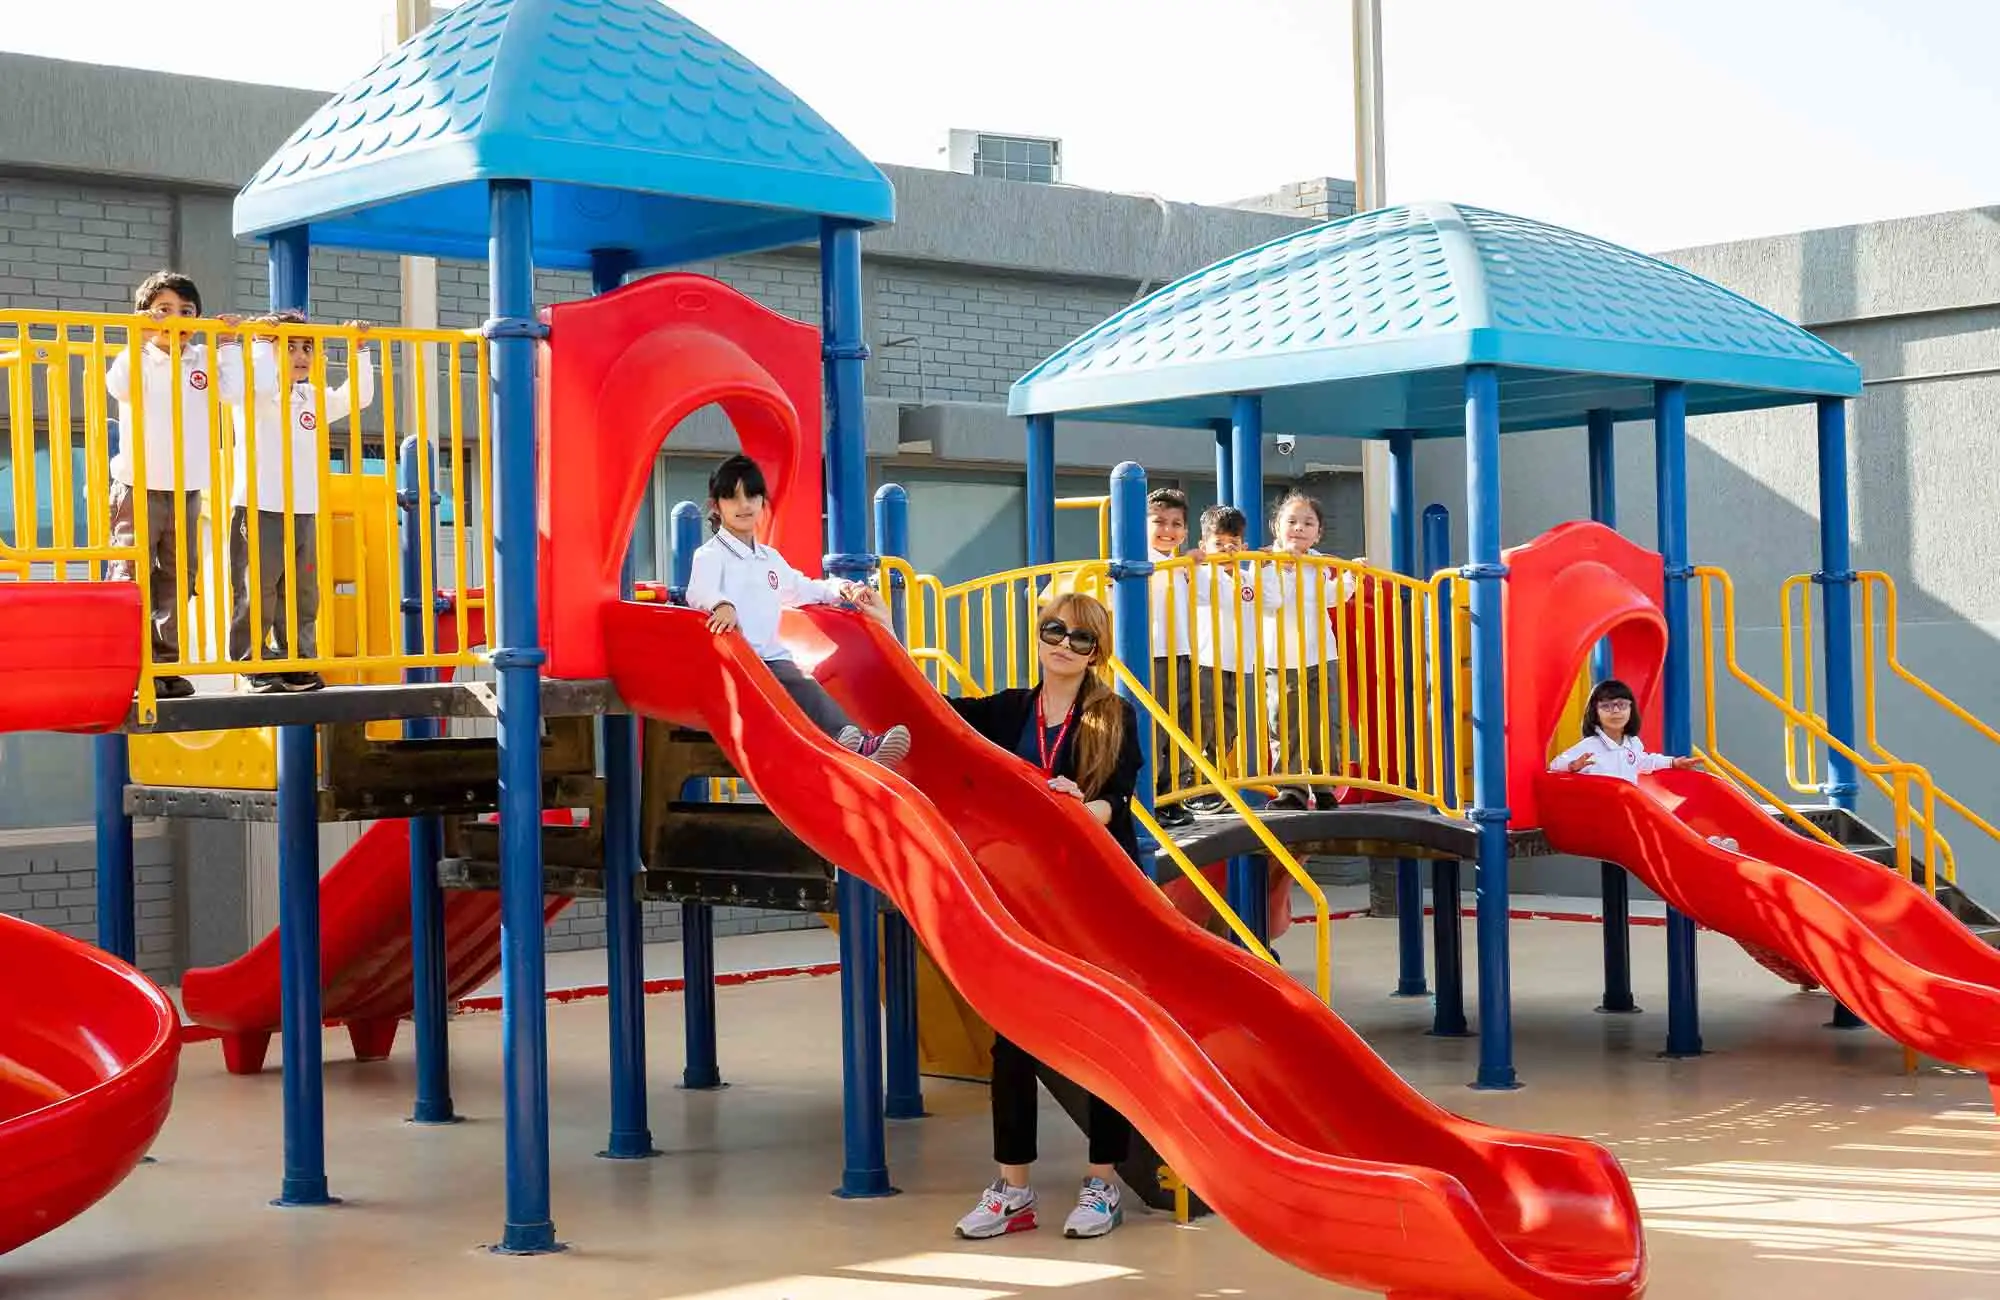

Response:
(0, 831), (178, 982)
(873, 265), (1135, 404)
(0, 177), (174, 311)
(545, 897), (819, 953)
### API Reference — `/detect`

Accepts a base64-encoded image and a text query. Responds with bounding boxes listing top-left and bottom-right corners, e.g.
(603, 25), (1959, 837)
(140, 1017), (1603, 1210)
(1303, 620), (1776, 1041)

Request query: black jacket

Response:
(947, 686), (1144, 864)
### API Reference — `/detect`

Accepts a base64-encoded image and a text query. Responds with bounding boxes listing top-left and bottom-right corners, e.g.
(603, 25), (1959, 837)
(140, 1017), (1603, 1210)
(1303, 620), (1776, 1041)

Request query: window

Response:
(970, 133), (1060, 184)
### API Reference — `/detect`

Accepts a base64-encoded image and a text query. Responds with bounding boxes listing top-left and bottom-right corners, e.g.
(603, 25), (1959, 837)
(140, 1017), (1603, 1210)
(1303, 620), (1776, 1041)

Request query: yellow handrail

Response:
(1694, 566), (1944, 891)
(1055, 494), (1111, 561)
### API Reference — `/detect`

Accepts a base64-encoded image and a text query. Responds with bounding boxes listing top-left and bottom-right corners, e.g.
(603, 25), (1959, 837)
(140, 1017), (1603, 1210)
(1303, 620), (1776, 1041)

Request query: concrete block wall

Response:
(0, 828), (178, 982)
(0, 176), (175, 310)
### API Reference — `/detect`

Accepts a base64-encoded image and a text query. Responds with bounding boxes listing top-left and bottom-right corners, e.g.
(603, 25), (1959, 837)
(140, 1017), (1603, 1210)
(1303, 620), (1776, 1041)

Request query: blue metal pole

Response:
(1587, 410), (1639, 1017)
(1423, 505), (1470, 1037)
(399, 436), (457, 1124)
(1213, 419), (1234, 507)
(1464, 365), (1517, 1090)
(487, 180), (558, 1253)
(1225, 398), (1268, 942)
(1654, 381), (1703, 1059)
(821, 220), (893, 1199)
(667, 500), (723, 1091)
(1025, 414), (1056, 568)
(587, 250), (658, 1156)
(1109, 462), (1161, 882)
(874, 484), (926, 1120)
(92, 736), (134, 963)
(1815, 398), (1859, 812)
(266, 225), (336, 1205)
(1388, 431), (1427, 998)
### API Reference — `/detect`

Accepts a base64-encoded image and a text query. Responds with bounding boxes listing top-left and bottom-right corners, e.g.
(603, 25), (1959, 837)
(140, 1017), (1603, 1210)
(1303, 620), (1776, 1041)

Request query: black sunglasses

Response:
(1038, 618), (1099, 657)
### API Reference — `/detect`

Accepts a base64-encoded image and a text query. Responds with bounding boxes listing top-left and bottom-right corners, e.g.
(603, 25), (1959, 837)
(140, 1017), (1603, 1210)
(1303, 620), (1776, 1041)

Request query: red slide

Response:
(0, 913), (180, 1254)
(604, 599), (1646, 1300)
(1539, 768), (2000, 1099)
(181, 821), (569, 1074)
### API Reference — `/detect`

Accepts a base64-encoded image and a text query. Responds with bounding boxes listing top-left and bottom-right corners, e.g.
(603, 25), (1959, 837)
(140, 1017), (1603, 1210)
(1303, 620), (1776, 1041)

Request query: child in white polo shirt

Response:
(229, 310), (376, 693)
(685, 454), (909, 767)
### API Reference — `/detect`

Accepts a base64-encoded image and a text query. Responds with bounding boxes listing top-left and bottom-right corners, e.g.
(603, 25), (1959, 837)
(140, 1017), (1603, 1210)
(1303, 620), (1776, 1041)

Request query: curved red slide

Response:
(1539, 769), (2000, 1096)
(0, 912), (180, 1254)
(181, 821), (569, 1074)
(605, 599), (1646, 1300)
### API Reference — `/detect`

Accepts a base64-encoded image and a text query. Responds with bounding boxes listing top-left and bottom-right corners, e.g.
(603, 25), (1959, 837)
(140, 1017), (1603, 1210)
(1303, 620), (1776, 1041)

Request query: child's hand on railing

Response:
(706, 602), (738, 634)
(214, 313), (243, 344)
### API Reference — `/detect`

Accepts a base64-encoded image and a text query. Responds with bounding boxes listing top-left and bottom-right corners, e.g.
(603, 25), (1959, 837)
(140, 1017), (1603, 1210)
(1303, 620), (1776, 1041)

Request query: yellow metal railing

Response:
(2, 309), (494, 721)
(1055, 493), (1111, 560)
(1695, 567), (1942, 891)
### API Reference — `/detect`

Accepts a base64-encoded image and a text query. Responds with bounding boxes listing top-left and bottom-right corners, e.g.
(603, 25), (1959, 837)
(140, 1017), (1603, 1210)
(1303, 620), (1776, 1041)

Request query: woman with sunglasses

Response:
(949, 591), (1141, 1243)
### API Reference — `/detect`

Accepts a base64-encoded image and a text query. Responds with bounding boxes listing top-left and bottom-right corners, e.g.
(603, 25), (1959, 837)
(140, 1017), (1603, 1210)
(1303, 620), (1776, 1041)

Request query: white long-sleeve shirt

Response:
(1148, 548), (1192, 658)
(1548, 732), (1677, 786)
(1261, 548), (1351, 669)
(232, 344), (374, 514)
(683, 530), (847, 662)
(1191, 557), (1283, 672)
(105, 341), (249, 492)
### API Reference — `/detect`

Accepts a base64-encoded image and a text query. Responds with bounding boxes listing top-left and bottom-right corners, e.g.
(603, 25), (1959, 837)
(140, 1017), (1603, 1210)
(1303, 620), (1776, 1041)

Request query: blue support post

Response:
(266, 225), (336, 1205)
(399, 436), (457, 1124)
(588, 250), (658, 1156)
(668, 501), (724, 1089)
(1425, 503), (1470, 1038)
(821, 221), (894, 1199)
(1655, 382), (1703, 1059)
(874, 484), (927, 1120)
(487, 180), (558, 1253)
(1587, 410), (1639, 1017)
(1225, 398), (1268, 942)
(1388, 431), (1427, 998)
(1815, 397), (1867, 1031)
(92, 736), (134, 964)
(1025, 414), (1056, 568)
(1213, 419), (1234, 507)
(1464, 366), (1518, 1090)
(1109, 463), (1161, 882)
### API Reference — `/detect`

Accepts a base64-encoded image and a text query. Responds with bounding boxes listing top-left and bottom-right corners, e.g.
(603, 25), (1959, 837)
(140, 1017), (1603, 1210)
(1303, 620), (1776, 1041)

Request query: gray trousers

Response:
(229, 508), (319, 665)
(1268, 667), (1340, 794)
(106, 482), (202, 665)
(1151, 654), (1197, 794)
(766, 657), (853, 738)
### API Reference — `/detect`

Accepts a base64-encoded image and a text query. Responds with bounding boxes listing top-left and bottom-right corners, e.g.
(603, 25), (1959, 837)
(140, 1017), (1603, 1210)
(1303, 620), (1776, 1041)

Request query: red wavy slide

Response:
(604, 598), (1646, 1300)
(1538, 768), (2000, 1103)
(181, 821), (569, 1074)
(0, 912), (180, 1254)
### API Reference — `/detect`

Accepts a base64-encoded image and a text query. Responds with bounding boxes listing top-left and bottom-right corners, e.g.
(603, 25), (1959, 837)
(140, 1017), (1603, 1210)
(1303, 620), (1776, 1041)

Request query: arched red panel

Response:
(538, 273), (823, 680)
(1503, 522), (1667, 826)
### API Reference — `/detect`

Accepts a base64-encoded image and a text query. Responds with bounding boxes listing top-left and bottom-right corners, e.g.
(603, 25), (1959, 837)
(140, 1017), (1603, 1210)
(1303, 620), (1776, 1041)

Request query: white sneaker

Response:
(1062, 1177), (1124, 1239)
(1706, 835), (1741, 854)
(955, 1179), (1037, 1239)
(836, 725), (866, 753)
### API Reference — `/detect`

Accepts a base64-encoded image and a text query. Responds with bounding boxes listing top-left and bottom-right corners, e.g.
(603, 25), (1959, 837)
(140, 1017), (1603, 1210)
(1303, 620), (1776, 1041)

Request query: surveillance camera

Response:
(1275, 435), (1298, 455)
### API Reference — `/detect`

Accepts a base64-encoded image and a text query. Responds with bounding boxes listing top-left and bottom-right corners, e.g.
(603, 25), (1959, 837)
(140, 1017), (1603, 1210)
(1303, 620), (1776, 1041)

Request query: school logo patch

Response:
(188, 370), (209, 391)
(1240, 585), (1256, 602)
(300, 411), (317, 431)
(766, 570), (779, 590)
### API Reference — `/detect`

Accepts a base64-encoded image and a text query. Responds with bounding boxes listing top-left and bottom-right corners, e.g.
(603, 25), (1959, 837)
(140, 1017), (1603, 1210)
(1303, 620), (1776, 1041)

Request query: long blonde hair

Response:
(1039, 592), (1122, 799)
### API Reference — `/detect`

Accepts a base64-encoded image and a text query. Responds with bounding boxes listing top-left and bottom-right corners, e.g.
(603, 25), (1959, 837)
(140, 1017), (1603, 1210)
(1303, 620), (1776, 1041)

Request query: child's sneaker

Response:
(283, 672), (325, 693)
(242, 674), (288, 695)
(839, 724), (910, 770)
(955, 1179), (1037, 1239)
(1062, 1176), (1123, 1239)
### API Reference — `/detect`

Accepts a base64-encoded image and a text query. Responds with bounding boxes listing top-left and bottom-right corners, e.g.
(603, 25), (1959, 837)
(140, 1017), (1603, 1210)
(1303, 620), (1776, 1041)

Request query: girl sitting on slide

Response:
(1551, 679), (1702, 783)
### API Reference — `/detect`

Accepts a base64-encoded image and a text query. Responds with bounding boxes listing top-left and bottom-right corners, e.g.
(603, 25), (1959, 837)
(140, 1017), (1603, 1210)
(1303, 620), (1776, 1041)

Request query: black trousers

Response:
(991, 1032), (1131, 1167)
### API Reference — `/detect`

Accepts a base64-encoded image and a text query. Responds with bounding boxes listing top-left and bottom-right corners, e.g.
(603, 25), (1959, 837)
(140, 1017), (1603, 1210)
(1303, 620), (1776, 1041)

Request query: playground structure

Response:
(2, 0), (2000, 1293)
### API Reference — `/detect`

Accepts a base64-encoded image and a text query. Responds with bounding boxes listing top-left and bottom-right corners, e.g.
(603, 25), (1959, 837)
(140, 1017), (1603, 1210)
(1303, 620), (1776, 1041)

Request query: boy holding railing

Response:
(1146, 487), (1197, 828)
(229, 311), (376, 693)
(104, 271), (253, 700)
(1188, 504), (1281, 812)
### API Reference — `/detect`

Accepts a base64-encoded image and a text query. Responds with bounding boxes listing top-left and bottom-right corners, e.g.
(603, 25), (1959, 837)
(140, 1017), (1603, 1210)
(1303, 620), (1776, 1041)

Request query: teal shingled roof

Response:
(1007, 202), (1860, 438)
(233, 0), (893, 268)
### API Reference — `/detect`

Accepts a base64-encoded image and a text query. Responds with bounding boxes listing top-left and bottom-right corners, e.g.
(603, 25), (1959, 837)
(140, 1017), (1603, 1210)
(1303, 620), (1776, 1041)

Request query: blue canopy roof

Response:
(233, 0), (894, 269)
(1008, 202), (1861, 439)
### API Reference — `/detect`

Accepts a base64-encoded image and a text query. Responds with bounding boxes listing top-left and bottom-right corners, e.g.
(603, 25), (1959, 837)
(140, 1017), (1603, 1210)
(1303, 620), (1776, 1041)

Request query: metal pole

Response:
(268, 225), (334, 1204)
(1213, 419), (1234, 507)
(400, 435), (457, 1124)
(1025, 414), (1056, 568)
(1464, 365), (1516, 1090)
(588, 250), (658, 1156)
(874, 484), (926, 1120)
(1388, 431), (1427, 998)
(1586, 409), (1638, 1016)
(92, 735), (135, 964)
(821, 220), (894, 1199)
(668, 500), (724, 1089)
(1655, 382), (1702, 1059)
(487, 180), (558, 1253)
(1815, 396), (1866, 1031)
(1352, 0), (1393, 588)
(1423, 505), (1469, 1037)
(1226, 397), (1267, 942)
(1110, 462), (1161, 883)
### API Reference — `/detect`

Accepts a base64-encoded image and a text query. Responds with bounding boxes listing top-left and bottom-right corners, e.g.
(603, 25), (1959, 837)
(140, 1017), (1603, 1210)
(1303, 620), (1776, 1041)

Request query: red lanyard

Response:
(1037, 690), (1079, 776)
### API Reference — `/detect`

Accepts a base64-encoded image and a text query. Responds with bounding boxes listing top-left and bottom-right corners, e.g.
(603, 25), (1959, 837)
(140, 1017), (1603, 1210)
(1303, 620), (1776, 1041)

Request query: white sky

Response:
(4, 0), (1996, 252)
